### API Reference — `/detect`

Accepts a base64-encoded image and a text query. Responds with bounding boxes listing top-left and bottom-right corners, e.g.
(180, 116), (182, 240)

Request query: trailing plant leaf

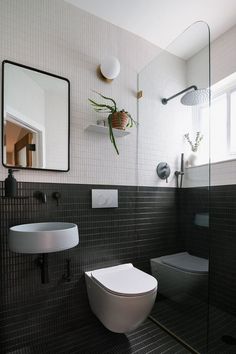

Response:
(88, 99), (115, 112)
(92, 91), (117, 111)
(125, 112), (136, 128)
(108, 114), (119, 155)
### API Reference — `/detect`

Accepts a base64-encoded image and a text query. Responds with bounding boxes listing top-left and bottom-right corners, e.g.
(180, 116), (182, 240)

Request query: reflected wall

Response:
(2, 61), (69, 171)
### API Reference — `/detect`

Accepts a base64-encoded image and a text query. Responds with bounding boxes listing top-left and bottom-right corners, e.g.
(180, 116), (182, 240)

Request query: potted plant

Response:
(89, 92), (136, 155)
(184, 132), (203, 166)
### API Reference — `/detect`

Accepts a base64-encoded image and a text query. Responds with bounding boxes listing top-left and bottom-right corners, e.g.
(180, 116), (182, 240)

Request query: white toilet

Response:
(85, 263), (158, 333)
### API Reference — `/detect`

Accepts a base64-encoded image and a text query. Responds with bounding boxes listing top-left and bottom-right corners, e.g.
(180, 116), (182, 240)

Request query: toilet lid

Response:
(91, 263), (157, 296)
(162, 252), (209, 273)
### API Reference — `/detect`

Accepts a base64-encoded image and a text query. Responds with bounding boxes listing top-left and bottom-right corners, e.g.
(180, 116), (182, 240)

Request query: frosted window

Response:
(197, 106), (209, 165)
(196, 85), (236, 165)
(210, 94), (227, 162)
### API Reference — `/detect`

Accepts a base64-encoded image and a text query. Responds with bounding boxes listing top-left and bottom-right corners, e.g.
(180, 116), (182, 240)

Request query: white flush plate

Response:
(92, 189), (118, 208)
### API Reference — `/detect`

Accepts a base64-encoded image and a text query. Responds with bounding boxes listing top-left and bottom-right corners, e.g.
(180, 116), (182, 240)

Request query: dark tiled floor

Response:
(7, 319), (190, 354)
(152, 295), (236, 354)
(208, 308), (236, 354)
(151, 296), (208, 353)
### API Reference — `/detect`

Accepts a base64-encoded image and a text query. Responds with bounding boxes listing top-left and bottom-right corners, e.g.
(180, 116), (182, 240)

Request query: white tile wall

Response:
(138, 50), (192, 187)
(0, 0), (159, 185)
(211, 24), (236, 85)
(185, 24), (236, 187)
(1, 1), (235, 188)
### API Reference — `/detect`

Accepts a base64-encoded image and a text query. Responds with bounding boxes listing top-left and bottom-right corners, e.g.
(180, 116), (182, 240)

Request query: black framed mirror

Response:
(2, 60), (70, 171)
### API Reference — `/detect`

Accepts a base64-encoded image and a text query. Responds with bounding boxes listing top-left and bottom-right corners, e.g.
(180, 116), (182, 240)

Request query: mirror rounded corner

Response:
(2, 60), (70, 172)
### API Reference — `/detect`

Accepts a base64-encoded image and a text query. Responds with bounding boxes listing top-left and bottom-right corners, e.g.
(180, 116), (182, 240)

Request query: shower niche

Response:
(138, 21), (210, 353)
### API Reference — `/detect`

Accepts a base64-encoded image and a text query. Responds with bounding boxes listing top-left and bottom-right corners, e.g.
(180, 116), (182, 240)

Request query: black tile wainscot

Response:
(0, 182), (182, 353)
(179, 186), (210, 259)
(179, 185), (236, 352)
(208, 185), (236, 315)
(180, 185), (236, 316)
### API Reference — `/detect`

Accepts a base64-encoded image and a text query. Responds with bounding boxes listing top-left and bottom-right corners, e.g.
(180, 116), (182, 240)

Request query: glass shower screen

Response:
(138, 21), (210, 353)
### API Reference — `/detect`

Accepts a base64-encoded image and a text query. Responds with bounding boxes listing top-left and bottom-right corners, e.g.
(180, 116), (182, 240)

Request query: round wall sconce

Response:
(99, 56), (120, 82)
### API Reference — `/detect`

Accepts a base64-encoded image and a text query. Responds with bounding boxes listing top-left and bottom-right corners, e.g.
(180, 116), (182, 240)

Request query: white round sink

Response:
(9, 222), (79, 254)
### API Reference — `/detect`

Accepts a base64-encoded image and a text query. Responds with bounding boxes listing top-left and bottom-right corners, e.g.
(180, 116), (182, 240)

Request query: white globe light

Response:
(100, 56), (120, 80)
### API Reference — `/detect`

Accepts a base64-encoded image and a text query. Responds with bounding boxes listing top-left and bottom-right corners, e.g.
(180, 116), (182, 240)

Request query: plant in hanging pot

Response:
(88, 92), (136, 155)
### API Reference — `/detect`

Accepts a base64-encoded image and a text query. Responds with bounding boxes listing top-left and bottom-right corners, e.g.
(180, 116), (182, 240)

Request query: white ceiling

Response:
(65, 0), (236, 53)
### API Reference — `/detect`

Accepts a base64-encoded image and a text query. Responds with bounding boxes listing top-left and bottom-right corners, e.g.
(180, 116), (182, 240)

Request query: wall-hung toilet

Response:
(85, 263), (158, 333)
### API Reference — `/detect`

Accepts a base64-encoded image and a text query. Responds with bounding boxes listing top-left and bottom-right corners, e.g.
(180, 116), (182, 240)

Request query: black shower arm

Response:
(161, 85), (197, 105)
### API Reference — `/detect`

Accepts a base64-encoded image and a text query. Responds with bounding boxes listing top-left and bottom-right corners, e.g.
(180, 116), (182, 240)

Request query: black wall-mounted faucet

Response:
(63, 258), (71, 282)
(36, 254), (49, 284)
(52, 192), (61, 206)
(34, 191), (47, 203)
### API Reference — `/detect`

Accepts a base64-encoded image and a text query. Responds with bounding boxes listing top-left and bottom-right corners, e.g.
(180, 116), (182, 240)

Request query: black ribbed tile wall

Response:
(208, 185), (236, 316)
(178, 187), (209, 259)
(180, 185), (236, 352)
(0, 182), (180, 353)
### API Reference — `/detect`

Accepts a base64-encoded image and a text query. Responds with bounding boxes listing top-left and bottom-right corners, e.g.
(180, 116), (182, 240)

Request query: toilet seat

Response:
(91, 263), (157, 296)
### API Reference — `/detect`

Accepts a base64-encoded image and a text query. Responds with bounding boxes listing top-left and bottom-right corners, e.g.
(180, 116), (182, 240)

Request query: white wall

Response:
(1, 0), (234, 188)
(187, 47), (209, 89)
(185, 24), (236, 187)
(5, 64), (45, 127)
(0, 0), (159, 185)
(138, 51), (192, 187)
(211, 24), (236, 85)
(44, 91), (68, 170)
(187, 24), (236, 88)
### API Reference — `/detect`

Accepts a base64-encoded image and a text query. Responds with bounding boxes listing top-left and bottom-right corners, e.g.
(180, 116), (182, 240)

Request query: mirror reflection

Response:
(2, 61), (70, 171)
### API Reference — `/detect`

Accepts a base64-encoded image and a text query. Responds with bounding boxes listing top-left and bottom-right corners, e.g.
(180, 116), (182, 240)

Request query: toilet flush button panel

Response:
(92, 189), (118, 208)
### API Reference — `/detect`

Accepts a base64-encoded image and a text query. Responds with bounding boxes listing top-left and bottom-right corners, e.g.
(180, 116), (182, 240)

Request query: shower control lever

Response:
(156, 162), (171, 183)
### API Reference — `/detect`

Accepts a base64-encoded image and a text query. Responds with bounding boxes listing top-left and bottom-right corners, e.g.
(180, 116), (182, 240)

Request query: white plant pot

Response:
(187, 152), (198, 167)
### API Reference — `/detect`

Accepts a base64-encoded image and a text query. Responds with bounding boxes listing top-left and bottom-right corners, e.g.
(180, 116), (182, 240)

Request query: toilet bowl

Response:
(85, 263), (158, 333)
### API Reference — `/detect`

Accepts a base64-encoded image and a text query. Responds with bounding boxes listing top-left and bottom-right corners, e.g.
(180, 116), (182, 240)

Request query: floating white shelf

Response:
(85, 124), (130, 137)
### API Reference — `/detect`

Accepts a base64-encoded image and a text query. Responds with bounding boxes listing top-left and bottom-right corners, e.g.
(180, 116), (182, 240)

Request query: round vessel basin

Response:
(9, 222), (79, 253)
